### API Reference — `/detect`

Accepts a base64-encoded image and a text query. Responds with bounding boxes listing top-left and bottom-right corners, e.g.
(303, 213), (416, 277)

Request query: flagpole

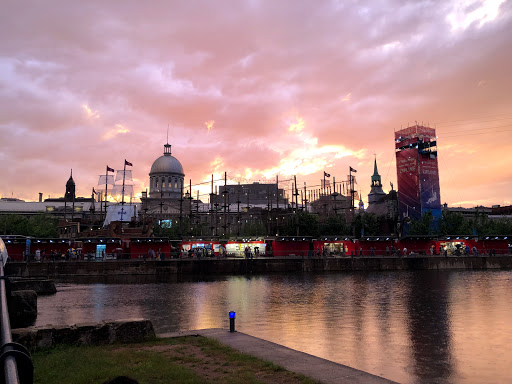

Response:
(122, 160), (126, 206)
(120, 160), (127, 222)
(104, 166), (109, 224)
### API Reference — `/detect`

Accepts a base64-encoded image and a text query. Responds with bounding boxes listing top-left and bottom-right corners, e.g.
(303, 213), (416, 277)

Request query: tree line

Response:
(2, 210), (511, 239)
(0, 214), (58, 238)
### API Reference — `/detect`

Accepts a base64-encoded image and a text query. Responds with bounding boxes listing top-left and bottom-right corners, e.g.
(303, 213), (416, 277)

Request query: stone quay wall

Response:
(5, 256), (512, 278)
(13, 319), (156, 351)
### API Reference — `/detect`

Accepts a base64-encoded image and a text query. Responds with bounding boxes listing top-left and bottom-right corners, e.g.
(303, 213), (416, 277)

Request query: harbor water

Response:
(36, 270), (512, 383)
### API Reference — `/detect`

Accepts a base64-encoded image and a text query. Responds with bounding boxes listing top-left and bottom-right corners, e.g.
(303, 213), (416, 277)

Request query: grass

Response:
(32, 336), (321, 384)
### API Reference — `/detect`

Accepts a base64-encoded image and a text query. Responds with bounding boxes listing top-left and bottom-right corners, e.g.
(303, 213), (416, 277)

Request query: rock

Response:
(10, 279), (57, 295)
(107, 319), (155, 344)
(8, 290), (37, 328)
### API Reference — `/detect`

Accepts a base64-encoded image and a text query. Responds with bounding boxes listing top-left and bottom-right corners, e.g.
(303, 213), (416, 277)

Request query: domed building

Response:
(141, 143), (187, 221)
(149, 143), (184, 199)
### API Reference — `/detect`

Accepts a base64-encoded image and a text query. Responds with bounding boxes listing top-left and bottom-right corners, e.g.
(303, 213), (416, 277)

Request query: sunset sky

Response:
(1, 0), (511, 207)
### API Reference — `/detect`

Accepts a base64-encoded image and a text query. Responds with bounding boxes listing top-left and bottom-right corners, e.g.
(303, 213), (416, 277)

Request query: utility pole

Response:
(222, 172), (228, 237)
(196, 190), (200, 236)
(237, 182), (241, 237)
(303, 182), (308, 213)
(179, 184), (183, 237)
(294, 175), (299, 236)
(210, 174), (215, 236)
(188, 179), (193, 235)
(275, 175), (279, 236)
(332, 176), (339, 216)
(267, 186), (271, 236)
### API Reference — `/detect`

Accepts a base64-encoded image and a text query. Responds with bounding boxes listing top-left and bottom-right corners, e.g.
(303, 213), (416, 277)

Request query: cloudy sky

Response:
(1, 0), (511, 207)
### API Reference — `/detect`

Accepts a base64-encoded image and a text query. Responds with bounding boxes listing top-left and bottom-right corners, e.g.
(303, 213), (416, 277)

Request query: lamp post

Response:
(185, 189), (193, 235)
(229, 311), (236, 332)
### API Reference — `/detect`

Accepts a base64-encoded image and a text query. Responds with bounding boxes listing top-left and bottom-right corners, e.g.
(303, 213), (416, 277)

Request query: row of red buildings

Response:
(1, 235), (510, 260)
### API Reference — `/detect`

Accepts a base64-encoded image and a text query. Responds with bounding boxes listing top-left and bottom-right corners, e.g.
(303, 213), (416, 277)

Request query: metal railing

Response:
(0, 238), (33, 384)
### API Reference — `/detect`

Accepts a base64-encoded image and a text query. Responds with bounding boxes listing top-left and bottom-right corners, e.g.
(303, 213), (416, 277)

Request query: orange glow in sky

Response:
(0, 1), (511, 207)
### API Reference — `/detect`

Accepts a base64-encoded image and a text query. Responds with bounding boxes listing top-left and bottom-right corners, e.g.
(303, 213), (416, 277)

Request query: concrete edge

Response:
(157, 328), (398, 384)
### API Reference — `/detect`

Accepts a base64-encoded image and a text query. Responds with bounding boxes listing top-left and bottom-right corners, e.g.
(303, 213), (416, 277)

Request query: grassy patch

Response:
(32, 336), (321, 384)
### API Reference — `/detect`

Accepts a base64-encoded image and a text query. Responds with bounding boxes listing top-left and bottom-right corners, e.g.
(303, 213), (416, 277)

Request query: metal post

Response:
(229, 311), (236, 332)
(1, 241), (33, 384)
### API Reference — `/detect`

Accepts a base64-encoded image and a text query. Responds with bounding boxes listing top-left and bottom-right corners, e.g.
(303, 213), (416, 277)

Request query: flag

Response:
(324, 171), (331, 178)
(350, 167), (357, 173)
(107, 166), (114, 173)
(125, 160), (133, 166)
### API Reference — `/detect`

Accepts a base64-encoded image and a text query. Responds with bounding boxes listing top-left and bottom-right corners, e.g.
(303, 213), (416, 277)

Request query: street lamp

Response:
(185, 190), (193, 235)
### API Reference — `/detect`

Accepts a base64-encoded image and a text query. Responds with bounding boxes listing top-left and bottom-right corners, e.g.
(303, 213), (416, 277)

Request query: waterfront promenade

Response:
(161, 328), (398, 383)
(5, 254), (512, 278)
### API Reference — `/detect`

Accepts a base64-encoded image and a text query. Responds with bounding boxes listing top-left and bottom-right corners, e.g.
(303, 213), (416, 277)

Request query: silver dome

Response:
(150, 154), (184, 175)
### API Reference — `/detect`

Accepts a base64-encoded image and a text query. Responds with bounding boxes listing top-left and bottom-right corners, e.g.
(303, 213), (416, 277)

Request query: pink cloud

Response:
(1, 0), (511, 208)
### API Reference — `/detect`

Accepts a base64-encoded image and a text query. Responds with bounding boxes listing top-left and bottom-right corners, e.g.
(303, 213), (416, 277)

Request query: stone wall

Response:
(9, 278), (57, 295)
(5, 256), (512, 278)
(12, 319), (156, 351)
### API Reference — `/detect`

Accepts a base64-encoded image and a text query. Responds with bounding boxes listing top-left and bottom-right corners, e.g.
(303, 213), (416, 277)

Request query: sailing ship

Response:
(97, 160), (136, 226)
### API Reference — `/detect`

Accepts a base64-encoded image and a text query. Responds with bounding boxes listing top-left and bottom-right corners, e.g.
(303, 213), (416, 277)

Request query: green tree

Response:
(241, 221), (266, 236)
(28, 214), (58, 237)
(0, 213), (58, 237)
(351, 213), (382, 236)
(408, 211), (435, 235)
(279, 212), (319, 237)
(319, 215), (350, 236)
(296, 212), (319, 237)
(488, 217), (512, 235)
(0, 214), (30, 236)
(438, 211), (472, 236)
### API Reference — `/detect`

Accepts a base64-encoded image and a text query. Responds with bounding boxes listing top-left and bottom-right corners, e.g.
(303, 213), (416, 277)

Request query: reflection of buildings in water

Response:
(406, 271), (453, 382)
(191, 282), (221, 330)
(44, 284), (146, 326)
(348, 274), (371, 368)
(259, 275), (332, 353)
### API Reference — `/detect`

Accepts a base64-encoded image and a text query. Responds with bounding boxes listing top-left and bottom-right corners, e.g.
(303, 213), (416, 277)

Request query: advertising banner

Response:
(419, 154), (441, 211)
(395, 137), (418, 149)
(396, 148), (421, 221)
(395, 125), (436, 141)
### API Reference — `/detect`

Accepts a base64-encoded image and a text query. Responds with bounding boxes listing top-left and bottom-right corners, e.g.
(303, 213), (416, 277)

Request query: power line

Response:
(440, 128), (512, 139)
(439, 123), (512, 134)
(433, 112), (512, 126)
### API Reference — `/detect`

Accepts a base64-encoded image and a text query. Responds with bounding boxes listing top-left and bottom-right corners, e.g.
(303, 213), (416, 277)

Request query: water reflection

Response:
(36, 270), (512, 383)
(406, 272), (453, 383)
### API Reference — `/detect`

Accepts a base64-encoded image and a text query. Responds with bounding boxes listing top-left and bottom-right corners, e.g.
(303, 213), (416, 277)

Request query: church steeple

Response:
(371, 157), (382, 188)
(368, 156), (386, 205)
(65, 169), (76, 202)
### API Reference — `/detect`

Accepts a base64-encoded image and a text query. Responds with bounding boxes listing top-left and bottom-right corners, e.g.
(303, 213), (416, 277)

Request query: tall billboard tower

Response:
(395, 125), (441, 222)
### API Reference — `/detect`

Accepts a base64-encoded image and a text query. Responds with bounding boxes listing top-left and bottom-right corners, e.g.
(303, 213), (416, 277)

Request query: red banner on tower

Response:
(396, 148), (421, 220)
